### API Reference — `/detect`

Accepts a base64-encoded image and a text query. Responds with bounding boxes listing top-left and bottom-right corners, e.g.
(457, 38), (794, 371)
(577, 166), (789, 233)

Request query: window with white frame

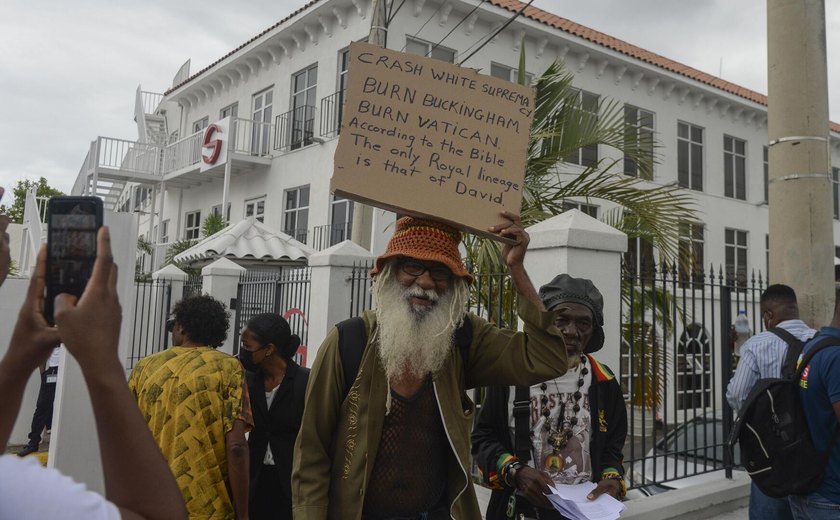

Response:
(192, 117), (209, 134)
(284, 186), (310, 243)
(405, 37), (455, 63)
(184, 210), (201, 240)
(623, 105), (654, 179)
(133, 187), (151, 211)
(724, 135), (747, 200)
(625, 236), (655, 275)
(564, 89), (600, 167)
(291, 65), (317, 150)
(489, 62), (533, 85)
(725, 228), (748, 287)
(161, 220), (169, 243)
(220, 102), (238, 119)
(562, 201), (598, 218)
(244, 197), (266, 223)
(677, 122), (703, 191)
(251, 87), (273, 155)
(329, 196), (354, 246)
(210, 203), (231, 224)
(763, 146), (769, 203)
(678, 222), (704, 283)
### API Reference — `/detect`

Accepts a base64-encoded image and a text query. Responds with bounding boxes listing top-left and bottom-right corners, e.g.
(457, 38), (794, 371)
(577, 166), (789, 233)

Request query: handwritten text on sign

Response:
(332, 42), (535, 240)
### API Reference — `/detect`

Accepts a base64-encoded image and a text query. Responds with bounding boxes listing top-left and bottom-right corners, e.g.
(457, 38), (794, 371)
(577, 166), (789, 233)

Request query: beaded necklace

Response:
(536, 355), (588, 471)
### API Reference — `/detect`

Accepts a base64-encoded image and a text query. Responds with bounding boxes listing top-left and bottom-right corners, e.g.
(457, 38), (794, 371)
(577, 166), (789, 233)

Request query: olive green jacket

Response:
(291, 299), (567, 520)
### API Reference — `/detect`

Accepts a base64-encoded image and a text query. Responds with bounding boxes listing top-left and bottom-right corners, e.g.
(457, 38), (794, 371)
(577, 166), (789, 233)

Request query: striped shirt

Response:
(726, 319), (816, 413)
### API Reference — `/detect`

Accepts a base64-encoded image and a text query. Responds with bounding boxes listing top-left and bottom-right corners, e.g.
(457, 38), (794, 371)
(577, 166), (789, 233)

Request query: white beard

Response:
(374, 270), (467, 382)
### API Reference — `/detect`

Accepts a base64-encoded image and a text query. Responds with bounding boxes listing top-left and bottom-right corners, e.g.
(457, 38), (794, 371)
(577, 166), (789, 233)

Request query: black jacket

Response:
(245, 361), (310, 504)
(471, 354), (627, 520)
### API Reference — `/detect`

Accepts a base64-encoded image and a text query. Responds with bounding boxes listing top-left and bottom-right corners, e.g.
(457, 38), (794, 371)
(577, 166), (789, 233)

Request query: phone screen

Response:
(45, 197), (102, 324)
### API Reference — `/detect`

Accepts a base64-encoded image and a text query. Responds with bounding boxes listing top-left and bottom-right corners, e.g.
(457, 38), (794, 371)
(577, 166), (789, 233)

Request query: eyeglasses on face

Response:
(399, 259), (452, 282)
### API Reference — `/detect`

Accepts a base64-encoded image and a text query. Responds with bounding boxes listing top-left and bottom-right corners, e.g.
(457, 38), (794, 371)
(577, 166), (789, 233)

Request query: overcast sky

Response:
(1, 0), (837, 207)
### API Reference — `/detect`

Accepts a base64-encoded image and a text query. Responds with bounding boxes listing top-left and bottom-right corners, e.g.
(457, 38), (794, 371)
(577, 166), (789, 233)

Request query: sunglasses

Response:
(399, 259), (452, 282)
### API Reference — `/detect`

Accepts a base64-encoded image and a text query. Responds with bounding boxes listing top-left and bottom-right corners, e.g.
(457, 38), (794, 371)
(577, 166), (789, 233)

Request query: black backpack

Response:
(729, 333), (840, 497)
(335, 315), (473, 399)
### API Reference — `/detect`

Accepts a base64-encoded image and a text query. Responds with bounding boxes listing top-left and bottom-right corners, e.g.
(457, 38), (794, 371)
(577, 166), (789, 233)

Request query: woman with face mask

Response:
(238, 313), (309, 520)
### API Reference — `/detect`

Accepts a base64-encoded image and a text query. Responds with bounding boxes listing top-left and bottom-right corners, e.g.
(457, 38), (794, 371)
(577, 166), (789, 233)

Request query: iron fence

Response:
(348, 261), (375, 318)
(184, 273), (203, 298)
(233, 268), (312, 366)
(128, 279), (172, 370)
(622, 262), (765, 491)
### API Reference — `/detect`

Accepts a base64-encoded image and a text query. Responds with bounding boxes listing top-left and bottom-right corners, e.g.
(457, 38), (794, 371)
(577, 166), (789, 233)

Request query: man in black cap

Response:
(472, 274), (628, 519)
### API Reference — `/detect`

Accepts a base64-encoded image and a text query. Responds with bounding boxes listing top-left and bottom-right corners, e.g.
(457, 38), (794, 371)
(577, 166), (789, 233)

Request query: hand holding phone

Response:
(44, 196), (103, 324)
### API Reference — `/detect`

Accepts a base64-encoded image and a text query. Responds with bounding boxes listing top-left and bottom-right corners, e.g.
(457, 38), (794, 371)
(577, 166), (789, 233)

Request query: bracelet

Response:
(502, 460), (523, 488)
(600, 470), (626, 500)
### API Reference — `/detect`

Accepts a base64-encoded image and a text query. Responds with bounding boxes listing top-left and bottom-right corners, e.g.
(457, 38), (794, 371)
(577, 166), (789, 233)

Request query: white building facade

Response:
(71, 0), (840, 280)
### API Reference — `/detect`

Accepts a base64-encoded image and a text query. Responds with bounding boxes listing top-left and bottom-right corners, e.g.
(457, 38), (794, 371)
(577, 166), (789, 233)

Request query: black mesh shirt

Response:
(362, 378), (449, 518)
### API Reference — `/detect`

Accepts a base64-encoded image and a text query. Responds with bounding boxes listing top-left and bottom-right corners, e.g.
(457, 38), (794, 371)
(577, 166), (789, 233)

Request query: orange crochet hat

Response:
(371, 217), (473, 283)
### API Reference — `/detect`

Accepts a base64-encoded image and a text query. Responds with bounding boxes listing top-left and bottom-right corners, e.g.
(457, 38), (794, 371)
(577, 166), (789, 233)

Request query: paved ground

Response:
(706, 506), (748, 520)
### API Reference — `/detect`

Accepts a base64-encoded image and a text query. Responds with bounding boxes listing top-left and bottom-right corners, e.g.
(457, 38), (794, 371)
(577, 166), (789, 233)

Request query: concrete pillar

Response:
(767, 0), (833, 326)
(49, 211), (138, 494)
(307, 240), (375, 365)
(201, 258), (245, 355)
(153, 263), (188, 305)
(524, 210), (628, 373)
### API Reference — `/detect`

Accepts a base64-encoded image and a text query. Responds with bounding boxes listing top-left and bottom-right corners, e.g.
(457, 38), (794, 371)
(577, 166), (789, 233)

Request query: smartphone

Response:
(44, 196), (103, 325)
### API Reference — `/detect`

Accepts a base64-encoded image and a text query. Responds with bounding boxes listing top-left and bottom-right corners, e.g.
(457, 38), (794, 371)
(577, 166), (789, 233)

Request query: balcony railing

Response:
(275, 105), (317, 152)
(231, 118), (274, 156)
(284, 227), (309, 244)
(140, 91), (164, 114)
(97, 137), (162, 176)
(162, 130), (202, 174)
(312, 223), (352, 251)
(320, 90), (345, 138)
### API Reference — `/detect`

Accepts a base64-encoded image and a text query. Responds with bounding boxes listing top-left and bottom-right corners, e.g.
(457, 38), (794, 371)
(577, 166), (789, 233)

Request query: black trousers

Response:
(250, 464), (291, 520)
(27, 367), (57, 446)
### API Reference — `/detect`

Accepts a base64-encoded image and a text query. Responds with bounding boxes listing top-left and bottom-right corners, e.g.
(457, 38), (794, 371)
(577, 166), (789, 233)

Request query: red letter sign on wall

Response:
(200, 117), (230, 172)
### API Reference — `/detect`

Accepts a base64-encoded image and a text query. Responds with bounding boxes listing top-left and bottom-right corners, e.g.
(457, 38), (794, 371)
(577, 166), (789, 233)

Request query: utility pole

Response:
(767, 0), (833, 326)
(350, 0), (386, 249)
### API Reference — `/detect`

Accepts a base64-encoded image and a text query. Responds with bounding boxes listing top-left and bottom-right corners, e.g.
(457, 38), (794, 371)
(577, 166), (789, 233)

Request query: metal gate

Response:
(128, 279), (172, 369)
(233, 268), (311, 365)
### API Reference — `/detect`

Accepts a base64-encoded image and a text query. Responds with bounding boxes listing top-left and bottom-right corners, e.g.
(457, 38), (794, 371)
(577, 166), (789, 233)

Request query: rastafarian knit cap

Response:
(370, 216), (473, 283)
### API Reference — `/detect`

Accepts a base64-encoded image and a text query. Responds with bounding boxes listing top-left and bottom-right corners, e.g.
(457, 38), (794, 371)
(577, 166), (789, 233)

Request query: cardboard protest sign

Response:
(332, 41), (535, 241)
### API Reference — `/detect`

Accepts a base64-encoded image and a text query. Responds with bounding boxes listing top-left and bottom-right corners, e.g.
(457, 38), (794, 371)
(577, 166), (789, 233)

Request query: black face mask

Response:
(238, 348), (263, 372)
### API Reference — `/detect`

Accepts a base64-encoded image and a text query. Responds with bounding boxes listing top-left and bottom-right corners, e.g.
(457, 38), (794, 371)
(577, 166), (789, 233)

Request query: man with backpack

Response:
(472, 275), (628, 519)
(788, 286), (840, 518)
(292, 212), (568, 520)
(726, 284), (816, 520)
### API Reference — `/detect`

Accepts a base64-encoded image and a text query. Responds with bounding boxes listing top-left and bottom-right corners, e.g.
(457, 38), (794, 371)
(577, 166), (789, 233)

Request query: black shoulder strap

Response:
(796, 336), (840, 379)
(768, 327), (805, 379)
(512, 385), (532, 462)
(337, 317), (367, 400)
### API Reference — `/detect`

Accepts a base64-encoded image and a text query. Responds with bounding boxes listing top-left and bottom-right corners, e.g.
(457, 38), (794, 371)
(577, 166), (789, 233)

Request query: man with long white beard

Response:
(292, 212), (568, 520)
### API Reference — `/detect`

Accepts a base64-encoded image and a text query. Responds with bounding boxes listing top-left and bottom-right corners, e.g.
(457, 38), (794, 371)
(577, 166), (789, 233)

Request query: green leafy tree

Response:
(201, 213), (226, 238)
(466, 57), (698, 413)
(0, 177), (65, 224)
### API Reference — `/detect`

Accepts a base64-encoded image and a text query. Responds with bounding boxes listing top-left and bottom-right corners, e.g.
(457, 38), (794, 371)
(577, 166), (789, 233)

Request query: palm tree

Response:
(464, 57), (698, 414)
(464, 60), (696, 272)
